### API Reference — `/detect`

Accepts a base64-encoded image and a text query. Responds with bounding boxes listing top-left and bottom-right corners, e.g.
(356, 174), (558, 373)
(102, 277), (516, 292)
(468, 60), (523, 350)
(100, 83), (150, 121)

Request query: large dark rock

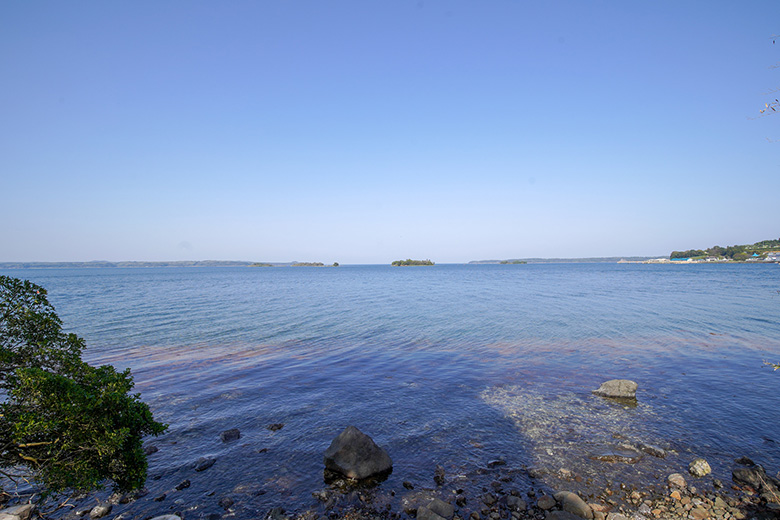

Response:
(732, 463), (780, 494)
(592, 379), (637, 399)
(323, 426), (392, 480)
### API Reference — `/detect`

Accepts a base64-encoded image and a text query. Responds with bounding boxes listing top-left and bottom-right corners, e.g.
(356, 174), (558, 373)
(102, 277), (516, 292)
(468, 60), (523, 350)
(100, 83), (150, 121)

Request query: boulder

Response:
(592, 380), (637, 400)
(323, 426), (392, 480)
(554, 491), (594, 519)
(0, 505), (34, 520)
(688, 458), (711, 477)
(417, 498), (455, 520)
(732, 464), (780, 493)
(417, 507), (446, 520)
(426, 498), (454, 519)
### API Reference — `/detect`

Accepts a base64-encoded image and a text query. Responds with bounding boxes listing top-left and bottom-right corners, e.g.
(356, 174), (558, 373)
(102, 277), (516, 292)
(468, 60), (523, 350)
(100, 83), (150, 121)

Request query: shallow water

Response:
(2, 263), (779, 517)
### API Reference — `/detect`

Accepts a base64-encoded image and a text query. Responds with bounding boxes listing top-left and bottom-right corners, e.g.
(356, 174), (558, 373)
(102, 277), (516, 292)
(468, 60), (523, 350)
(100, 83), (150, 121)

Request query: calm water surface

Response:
(3, 264), (779, 518)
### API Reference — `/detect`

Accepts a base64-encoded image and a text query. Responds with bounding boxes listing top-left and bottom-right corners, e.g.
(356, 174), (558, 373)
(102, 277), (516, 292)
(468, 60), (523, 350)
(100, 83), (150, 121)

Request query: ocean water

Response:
(2, 263), (780, 518)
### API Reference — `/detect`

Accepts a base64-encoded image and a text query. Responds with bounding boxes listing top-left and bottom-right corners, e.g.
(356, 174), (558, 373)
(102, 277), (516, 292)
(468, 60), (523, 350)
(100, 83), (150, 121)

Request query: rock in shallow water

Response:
(554, 491), (593, 520)
(323, 425), (392, 480)
(592, 380), (637, 400)
(688, 458), (711, 477)
(590, 446), (643, 464)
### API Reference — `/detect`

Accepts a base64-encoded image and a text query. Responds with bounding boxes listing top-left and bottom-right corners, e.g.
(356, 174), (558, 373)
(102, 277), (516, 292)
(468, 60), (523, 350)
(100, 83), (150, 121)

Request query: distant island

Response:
(391, 259), (435, 266)
(500, 260), (527, 264)
(292, 262), (325, 267)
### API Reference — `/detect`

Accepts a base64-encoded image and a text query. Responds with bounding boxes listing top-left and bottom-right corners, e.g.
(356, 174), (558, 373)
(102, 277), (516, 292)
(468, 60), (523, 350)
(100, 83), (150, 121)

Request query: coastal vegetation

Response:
(499, 260), (527, 264)
(391, 259), (434, 266)
(0, 276), (166, 493)
(670, 238), (780, 261)
(292, 262), (325, 267)
(249, 262), (273, 267)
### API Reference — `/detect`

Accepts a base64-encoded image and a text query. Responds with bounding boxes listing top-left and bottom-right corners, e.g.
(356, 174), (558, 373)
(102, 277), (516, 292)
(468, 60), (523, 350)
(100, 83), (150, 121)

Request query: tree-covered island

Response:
(499, 260), (527, 264)
(391, 259), (435, 266)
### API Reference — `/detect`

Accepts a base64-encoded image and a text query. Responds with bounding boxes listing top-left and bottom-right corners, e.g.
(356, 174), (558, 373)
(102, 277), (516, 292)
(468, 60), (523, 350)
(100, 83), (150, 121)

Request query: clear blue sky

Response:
(2, 1), (778, 263)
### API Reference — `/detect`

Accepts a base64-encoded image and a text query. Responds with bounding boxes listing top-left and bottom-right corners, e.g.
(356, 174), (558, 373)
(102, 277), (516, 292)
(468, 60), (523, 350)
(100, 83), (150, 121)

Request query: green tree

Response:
(0, 276), (166, 494)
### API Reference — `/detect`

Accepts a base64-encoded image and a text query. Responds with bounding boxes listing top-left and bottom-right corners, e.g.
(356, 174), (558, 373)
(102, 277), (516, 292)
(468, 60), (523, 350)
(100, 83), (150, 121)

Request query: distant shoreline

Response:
(3, 257), (776, 269)
(1, 259), (652, 269)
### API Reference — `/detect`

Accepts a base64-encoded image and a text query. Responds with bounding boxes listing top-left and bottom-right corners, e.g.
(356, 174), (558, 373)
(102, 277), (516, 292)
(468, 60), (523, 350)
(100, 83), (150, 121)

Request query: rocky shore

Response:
(2, 382), (778, 520)
(2, 438), (778, 520)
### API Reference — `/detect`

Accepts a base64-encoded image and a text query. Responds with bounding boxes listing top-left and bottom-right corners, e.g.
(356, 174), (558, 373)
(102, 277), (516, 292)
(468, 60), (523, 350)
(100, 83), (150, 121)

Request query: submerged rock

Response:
(592, 380), (637, 400)
(590, 446), (643, 464)
(434, 464), (446, 485)
(220, 428), (241, 442)
(194, 456), (216, 471)
(323, 425), (392, 480)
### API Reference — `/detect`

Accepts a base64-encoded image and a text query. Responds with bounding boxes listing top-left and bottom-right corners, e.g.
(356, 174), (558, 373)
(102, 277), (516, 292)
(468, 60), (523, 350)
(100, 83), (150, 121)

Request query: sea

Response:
(2, 263), (779, 518)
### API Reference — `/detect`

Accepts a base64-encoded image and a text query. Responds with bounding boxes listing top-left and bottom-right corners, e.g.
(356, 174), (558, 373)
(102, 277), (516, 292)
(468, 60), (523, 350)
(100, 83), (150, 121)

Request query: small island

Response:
(391, 259), (435, 266)
(500, 260), (527, 264)
(249, 262), (273, 267)
(292, 262), (325, 267)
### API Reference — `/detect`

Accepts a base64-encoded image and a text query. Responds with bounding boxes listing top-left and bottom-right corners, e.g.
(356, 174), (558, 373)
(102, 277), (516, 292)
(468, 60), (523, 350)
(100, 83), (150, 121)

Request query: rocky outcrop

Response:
(592, 380), (637, 400)
(732, 461), (780, 496)
(323, 426), (392, 480)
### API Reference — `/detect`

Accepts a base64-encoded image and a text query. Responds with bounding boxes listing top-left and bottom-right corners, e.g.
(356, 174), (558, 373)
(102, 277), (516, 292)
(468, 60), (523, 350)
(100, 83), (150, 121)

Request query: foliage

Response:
(499, 260), (527, 264)
(391, 259), (435, 266)
(291, 262), (325, 267)
(0, 276), (166, 494)
(670, 249), (706, 259)
(332, 262), (339, 267)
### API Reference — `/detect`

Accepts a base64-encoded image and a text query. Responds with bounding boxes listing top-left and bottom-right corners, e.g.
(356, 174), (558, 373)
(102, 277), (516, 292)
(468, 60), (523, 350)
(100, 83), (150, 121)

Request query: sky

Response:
(1, 1), (779, 264)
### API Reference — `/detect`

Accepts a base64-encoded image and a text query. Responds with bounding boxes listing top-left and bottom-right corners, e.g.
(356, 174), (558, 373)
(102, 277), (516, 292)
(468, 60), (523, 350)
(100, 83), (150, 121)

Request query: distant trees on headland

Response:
(670, 238), (780, 261)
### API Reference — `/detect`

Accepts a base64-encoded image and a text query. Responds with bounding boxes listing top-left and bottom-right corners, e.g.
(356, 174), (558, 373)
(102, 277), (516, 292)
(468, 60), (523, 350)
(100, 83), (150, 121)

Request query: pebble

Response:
(667, 473), (687, 489)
